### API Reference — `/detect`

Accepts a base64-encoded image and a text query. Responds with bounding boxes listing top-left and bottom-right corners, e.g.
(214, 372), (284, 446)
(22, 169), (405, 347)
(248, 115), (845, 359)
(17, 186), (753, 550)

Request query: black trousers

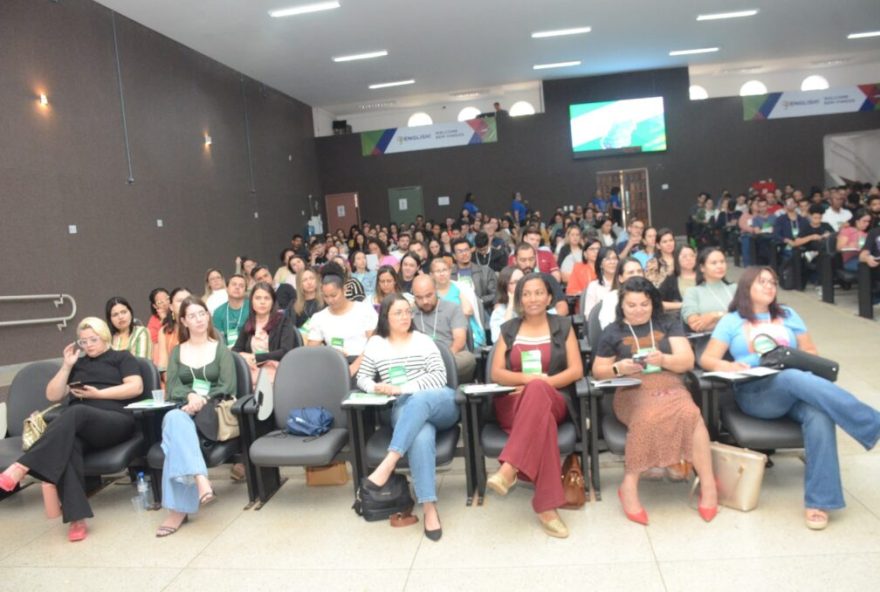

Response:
(18, 404), (134, 523)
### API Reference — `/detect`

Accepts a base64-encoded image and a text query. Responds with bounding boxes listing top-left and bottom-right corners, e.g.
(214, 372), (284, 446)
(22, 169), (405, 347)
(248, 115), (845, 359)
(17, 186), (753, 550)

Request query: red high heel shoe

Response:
(618, 488), (649, 525)
(698, 497), (718, 522)
(0, 463), (27, 492)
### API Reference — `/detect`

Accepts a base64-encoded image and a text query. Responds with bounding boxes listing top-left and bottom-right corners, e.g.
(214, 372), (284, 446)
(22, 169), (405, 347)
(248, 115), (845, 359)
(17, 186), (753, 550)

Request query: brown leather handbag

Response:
(560, 453), (587, 509)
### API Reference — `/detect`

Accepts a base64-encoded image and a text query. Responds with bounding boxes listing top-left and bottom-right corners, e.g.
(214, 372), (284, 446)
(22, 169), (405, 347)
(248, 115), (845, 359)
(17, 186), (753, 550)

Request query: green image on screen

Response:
(570, 97), (666, 155)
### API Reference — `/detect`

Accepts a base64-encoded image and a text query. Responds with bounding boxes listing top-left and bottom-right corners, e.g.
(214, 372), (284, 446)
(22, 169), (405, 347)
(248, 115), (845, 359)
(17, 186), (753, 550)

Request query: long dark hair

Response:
(376, 294), (414, 338)
(375, 265), (403, 298)
(695, 247), (729, 285)
(615, 277), (664, 325)
(242, 282), (283, 335)
(495, 266), (520, 306)
(594, 247), (619, 286)
(105, 296), (139, 335)
(177, 297), (219, 343)
(672, 244), (697, 277)
(162, 287), (191, 334)
(729, 266), (788, 322)
(149, 288), (168, 318)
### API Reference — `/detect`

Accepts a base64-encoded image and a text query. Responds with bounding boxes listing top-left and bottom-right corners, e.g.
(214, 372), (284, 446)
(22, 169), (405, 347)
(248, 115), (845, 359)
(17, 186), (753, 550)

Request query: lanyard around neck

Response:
(419, 307), (439, 339)
(625, 319), (656, 353)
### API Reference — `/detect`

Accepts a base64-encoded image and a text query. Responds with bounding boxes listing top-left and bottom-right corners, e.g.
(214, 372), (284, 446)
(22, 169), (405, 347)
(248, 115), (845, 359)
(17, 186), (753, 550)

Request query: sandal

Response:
(156, 515), (188, 538)
(230, 464), (246, 483)
(805, 509), (828, 531)
(199, 490), (217, 506)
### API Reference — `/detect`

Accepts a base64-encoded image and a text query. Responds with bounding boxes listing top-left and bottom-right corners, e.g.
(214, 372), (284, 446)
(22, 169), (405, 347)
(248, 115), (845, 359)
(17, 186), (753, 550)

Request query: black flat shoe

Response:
(424, 527), (442, 542)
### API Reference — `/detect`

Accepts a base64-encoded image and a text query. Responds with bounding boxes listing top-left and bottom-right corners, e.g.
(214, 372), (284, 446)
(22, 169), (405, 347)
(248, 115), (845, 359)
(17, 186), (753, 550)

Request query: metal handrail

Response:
(0, 294), (77, 331)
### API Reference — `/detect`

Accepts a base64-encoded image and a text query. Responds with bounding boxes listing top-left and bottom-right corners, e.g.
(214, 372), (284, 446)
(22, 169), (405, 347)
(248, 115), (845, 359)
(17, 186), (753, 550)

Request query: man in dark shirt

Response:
(513, 243), (568, 316)
(451, 237), (496, 314)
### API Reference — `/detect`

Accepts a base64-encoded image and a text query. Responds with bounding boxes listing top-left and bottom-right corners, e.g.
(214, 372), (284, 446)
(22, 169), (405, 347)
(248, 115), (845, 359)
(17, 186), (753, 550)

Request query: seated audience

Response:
(203, 268), (228, 314)
(700, 267), (880, 530)
(837, 210), (872, 272)
(232, 282), (297, 380)
(357, 294), (459, 541)
(350, 251), (378, 298)
(597, 257), (646, 330)
(512, 243), (569, 316)
(582, 247), (619, 318)
(451, 237), (496, 314)
(212, 274), (250, 347)
(412, 275), (476, 382)
(681, 248), (735, 333)
(398, 252), (422, 294)
(430, 257), (486, 348)
(645, 228), (676, 288)
(106, 296), (151, 359)
(486, 273), (584, 538)
(0, 318), (143, 542)
(565, 238), (600, 298)
(308, 264), (378, 378)
(157, 297), (236, 537)
(597, 218), (617, 248)
(556, 225), (583, 282)
(592, 277), (716, 525)
(292, 267), (324, 330)
(490, 266), (524, 343)
(632, 227), (658, 270)
(155, 288), (192, 372)
(147, 288), (170, 346)
(273, 248), (296, 287)
(658, 245), (698, 312)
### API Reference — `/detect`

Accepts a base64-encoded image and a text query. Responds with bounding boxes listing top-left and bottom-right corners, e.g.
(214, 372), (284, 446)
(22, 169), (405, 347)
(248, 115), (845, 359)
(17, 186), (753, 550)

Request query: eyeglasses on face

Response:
(77, 337), (102, 346)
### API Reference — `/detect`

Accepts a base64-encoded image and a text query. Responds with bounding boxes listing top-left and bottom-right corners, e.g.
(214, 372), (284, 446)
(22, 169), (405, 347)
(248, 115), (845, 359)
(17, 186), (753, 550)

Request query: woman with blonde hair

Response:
(0, 317), (143, 541)
(203, 268), (228, 314)
(292, 267), (324, 330)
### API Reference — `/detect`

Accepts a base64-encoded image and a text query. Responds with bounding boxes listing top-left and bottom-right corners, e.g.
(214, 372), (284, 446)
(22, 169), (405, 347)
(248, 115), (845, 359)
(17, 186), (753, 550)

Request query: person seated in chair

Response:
(232, 282), (297, 380)
(212, 275), (250, 348)
(681, 248), (735, 334)
(106, 296), (151, 360)
(307, 263), (378, 380)
(592, 278), (717, 525)
(156, 297), (236, 538)
(0, 317), (143, 542)
(412, 275), (476, 382)
(596, 257), (645, 330)
(357, 294), (459, 542)
(485, 273), (583, 538)
(700, 267), (880, 530)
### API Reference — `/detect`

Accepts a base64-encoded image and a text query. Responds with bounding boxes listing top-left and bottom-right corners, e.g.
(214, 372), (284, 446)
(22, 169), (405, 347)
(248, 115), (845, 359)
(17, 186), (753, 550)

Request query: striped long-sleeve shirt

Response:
(356, 331), (448, 394)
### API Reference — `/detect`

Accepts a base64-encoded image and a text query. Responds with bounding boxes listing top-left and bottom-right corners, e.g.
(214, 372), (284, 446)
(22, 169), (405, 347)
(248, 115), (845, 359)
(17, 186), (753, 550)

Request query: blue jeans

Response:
(161, 409), (208, 514)
(389, 387), (459, 504)
(734, 369), (880, 509)
(740, 234), (753, 266)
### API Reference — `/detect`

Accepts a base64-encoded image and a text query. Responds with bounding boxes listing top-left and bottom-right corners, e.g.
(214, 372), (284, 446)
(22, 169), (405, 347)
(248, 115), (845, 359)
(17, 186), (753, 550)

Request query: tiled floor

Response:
(1, 278), (878, 592)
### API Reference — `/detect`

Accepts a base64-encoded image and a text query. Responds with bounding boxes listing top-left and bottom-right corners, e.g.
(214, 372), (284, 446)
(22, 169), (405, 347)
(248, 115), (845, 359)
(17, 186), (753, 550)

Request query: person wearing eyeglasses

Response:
(0, 317), (143, 542)
(357, 294), (459, 542)
(157, 297), (236, 538)
(700, 267), (880, 531)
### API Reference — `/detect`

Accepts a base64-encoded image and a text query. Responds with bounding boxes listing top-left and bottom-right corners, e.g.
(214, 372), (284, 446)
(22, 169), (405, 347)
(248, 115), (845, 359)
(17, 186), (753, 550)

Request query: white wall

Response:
(824, 129), (880, 186)
(691, 61), (880, 98)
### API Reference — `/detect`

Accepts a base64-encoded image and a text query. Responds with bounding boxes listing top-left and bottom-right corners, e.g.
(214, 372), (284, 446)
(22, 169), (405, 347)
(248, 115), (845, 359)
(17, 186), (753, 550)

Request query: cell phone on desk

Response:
(632, 353), (648, 368)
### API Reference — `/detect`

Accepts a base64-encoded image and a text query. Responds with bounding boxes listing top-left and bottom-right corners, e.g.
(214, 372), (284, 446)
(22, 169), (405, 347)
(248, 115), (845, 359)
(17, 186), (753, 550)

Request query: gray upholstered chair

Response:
(240, 347), (352, 507)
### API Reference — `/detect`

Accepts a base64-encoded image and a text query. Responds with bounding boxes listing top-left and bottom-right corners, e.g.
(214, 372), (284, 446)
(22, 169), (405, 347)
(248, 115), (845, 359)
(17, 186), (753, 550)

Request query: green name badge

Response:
(330, 336), (345, 350)
(192, 378), (211, 396)
(387, 365), (407, 386)
(638, 347), (661, 374)
(859, 236), (866, 249)
(521, 349), (543, 375)
(226, 329), (239, 347)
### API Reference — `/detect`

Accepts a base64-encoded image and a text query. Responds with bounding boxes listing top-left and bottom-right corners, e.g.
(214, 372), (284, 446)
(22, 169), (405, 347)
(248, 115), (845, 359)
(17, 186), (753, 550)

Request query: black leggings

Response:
(18, 404), (134, 523)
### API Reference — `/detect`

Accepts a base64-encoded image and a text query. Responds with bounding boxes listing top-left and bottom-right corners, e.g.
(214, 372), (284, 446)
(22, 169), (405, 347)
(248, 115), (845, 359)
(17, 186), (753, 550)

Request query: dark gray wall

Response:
(0, 0), (321, 364)
(316, 68), (880, 229)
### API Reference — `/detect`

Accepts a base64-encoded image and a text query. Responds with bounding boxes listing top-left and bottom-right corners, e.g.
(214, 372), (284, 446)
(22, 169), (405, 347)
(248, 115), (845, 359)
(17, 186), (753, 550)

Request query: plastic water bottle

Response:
(136, 472), (153, 510)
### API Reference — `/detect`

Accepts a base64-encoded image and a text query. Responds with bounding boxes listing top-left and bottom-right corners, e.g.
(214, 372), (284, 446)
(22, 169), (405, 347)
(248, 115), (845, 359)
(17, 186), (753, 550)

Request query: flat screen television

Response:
(569, 97), (667, 158)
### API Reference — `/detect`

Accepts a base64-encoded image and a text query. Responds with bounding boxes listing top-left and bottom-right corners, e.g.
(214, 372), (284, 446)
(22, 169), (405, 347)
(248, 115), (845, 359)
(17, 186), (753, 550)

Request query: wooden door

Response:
(387, 186), (424, 225)
(596, 168), (651, 226)
(325, 192), (360, 235)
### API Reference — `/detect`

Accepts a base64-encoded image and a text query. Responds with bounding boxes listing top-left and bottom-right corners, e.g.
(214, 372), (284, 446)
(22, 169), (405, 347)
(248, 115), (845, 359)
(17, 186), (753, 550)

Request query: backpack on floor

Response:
(352, 474), (414, 522)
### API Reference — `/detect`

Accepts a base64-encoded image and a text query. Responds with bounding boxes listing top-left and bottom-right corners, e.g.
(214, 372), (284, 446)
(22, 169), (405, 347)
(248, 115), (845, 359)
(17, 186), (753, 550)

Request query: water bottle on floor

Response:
(136, 472), (154, 510)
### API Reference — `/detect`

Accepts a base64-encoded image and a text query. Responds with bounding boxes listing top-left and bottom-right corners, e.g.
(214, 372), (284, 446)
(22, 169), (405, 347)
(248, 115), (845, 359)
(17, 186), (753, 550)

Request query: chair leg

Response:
(589, 396), (601, 500)
(460, 401), (476, 506)
(858, 264), (875, 320)
(254, 466), (285, 508)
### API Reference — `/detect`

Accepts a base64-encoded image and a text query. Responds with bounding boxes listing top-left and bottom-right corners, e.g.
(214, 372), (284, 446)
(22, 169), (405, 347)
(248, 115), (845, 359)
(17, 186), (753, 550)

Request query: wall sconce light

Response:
(204, 134), (212, 147)
(39, 94), (49, 106)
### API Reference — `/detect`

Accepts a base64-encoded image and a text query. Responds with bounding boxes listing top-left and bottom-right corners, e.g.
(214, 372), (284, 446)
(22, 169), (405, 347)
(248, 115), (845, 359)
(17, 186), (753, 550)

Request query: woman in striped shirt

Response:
(105, 296), (151, 360)
(356, 294), (459, 542)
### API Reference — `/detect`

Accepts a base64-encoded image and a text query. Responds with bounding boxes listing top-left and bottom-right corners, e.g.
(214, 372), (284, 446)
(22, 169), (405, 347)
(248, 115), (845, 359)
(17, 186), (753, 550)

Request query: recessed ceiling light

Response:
(450, 90), (485, 98)
(533, 60), (581, 70)
(332, 50), (388, 62)
(848, 31), (880, 39)
(811, 58), (850, 66)
(669, 47), (719, 56)
(697, 10), (759, 21)
(268, 1), (340, 18)
(368, 79), (415, 90)
(359, 100), (396, 110)
(531, 26), (591, 39)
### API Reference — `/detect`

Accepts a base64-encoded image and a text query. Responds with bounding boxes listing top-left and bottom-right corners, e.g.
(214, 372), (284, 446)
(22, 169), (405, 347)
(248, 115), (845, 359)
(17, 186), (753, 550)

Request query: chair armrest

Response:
(233, 394), (256, 417)
(461, 384), (512, 401)
(578, 337), (590, 355)
(574, 377), (589, 398)
(454, 387), (467, 405)
(572, 314), (585, 327)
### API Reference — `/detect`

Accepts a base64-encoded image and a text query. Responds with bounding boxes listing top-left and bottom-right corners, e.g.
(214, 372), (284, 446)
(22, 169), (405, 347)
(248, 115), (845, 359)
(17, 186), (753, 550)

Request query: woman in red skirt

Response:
(487, 272), (584, 538)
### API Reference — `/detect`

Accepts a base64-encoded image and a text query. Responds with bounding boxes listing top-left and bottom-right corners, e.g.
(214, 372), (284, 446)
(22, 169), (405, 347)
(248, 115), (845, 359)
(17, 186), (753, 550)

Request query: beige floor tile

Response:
(164, 567), (410, 592)
(0, 567), (181, 592)
(659, 554), (880, 592)
(405, 563), (666, 592)
(841, 454), (880, 519)
(0, 482), (61, 561)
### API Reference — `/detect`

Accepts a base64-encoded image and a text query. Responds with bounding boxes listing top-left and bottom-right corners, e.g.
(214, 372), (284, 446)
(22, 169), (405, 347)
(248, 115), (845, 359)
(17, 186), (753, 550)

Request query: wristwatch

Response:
(612, 363), (621, 377)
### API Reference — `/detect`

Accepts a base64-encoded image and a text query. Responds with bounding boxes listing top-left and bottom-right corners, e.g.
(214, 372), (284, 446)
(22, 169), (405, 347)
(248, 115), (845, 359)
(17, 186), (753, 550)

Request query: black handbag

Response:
(760, 346), (839, 383)
(352, 474), (414, 522)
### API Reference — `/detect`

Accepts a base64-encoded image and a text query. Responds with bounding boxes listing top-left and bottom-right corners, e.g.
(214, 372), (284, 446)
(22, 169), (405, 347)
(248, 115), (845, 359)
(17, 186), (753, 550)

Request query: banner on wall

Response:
(743, 84), (880, 121)
(361, 118), (497, 156)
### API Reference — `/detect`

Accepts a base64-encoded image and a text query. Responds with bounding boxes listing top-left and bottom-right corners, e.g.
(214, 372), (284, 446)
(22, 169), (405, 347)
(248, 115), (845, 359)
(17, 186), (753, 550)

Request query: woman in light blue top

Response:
(681, 247), (736, 333)
(701, 266), (880, 531)
(350, 250), (377, 298)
